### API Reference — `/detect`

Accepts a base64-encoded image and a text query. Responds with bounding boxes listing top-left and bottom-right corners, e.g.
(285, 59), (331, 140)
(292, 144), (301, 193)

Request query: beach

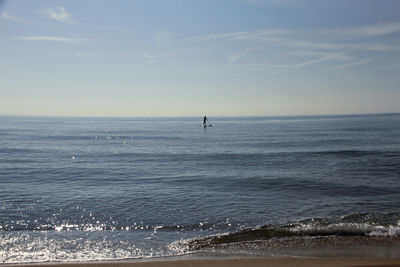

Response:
(9, 258), (400, 267)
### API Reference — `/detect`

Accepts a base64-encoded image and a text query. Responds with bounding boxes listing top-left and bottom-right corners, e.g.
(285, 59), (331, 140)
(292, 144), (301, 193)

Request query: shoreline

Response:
(5, 257), (400, 267)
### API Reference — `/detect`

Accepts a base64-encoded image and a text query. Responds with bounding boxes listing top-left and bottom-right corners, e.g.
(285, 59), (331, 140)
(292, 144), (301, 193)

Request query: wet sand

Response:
(11, 258), (400, 267)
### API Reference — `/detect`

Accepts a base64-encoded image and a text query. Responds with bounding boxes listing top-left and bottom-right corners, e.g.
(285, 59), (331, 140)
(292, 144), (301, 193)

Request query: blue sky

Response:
(1, 0), (400, 117)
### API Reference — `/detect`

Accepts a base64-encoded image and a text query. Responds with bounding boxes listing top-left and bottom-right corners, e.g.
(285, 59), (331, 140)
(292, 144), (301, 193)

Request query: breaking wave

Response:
(174, 216), (400, 250)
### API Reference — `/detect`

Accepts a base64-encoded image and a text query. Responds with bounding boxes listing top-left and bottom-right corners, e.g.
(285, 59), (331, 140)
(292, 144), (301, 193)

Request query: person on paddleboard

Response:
(203, 116), (212, 127)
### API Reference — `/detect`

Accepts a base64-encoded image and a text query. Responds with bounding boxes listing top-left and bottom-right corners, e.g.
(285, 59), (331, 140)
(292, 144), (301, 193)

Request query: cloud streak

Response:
(14, 36), (86, 44)
(1, 12), (21, 22)
(232, 55), (334, 71)
(42, 6), (75, 23)
(286, 38), (400, 52)
(41, 6), (131, 33)
(183, 21), (400, 72)
(186, 21), (400, 43)
(4, 8), (130, 35)
(89, 25), (132, 33)
(328, 58), (372, 71)
(184, 29), (288, 43)
(228, 48), (253, 63)
(326, 22), (400, 38)
(184, 21), (400, 53)
(188, 31), (400, 53)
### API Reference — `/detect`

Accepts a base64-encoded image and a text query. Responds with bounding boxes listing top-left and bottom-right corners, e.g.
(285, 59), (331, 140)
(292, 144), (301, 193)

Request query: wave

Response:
(0, 147), (44, 154)
(6, 215), (397, 243)
(209, 149), (400, 159)
(86, 149), (400, 166)
(177, 216), (400, 250)
(2, 214), (400, 263)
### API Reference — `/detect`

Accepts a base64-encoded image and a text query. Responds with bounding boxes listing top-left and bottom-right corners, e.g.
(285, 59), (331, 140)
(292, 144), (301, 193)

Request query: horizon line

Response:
(0, 112), (399, 119)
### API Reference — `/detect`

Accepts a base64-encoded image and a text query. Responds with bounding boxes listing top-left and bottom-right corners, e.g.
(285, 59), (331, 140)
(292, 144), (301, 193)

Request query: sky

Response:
(1, 0), (400, 117)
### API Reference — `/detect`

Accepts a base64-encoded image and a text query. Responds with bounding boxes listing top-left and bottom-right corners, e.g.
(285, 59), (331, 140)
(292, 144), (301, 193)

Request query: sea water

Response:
(1, 114), (400, 263)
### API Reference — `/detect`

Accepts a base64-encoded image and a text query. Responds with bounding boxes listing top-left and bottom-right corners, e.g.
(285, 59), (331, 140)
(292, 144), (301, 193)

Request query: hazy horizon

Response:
(1, 0), (400, 117)
(1, 111), (399, 119)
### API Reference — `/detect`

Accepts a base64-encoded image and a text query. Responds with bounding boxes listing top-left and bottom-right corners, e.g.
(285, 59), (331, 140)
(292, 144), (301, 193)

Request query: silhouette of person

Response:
(203, 116), (207, 125)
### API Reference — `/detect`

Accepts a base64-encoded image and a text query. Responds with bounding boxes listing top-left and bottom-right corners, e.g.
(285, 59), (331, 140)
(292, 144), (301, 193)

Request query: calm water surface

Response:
(1, 114), (400, 263)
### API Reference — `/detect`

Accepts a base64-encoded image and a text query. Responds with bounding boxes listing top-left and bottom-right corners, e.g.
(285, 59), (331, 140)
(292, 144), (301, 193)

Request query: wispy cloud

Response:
(228, 48), (253, 63)
(328, 58), (372, 71)
(184, 29), (288, 43)
(294, 56), (334, 68)
(89, 25), (132, 33)
(224, 55), (335, 74)
(1, 12), (21, 22)
(5, 8), (130, 35)
(291, 51), (354, 61)
(366, 63), (400, 73)
(326, 22), (400, 38)
(285, 38), (400, 52)
(14, 36), (86, 44)
(2, 11), (46, 25)
(185, 22), (400, 52)
(42, 6), (131, 33)
(226, 55), (374, 74)
(184, 32), (243, 43)
(183, 21), (400, 73)
(42, 6), (75, 24)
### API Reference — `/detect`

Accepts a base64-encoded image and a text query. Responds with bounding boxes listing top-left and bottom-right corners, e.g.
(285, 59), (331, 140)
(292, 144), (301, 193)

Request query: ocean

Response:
(1, 114), (400, 263)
